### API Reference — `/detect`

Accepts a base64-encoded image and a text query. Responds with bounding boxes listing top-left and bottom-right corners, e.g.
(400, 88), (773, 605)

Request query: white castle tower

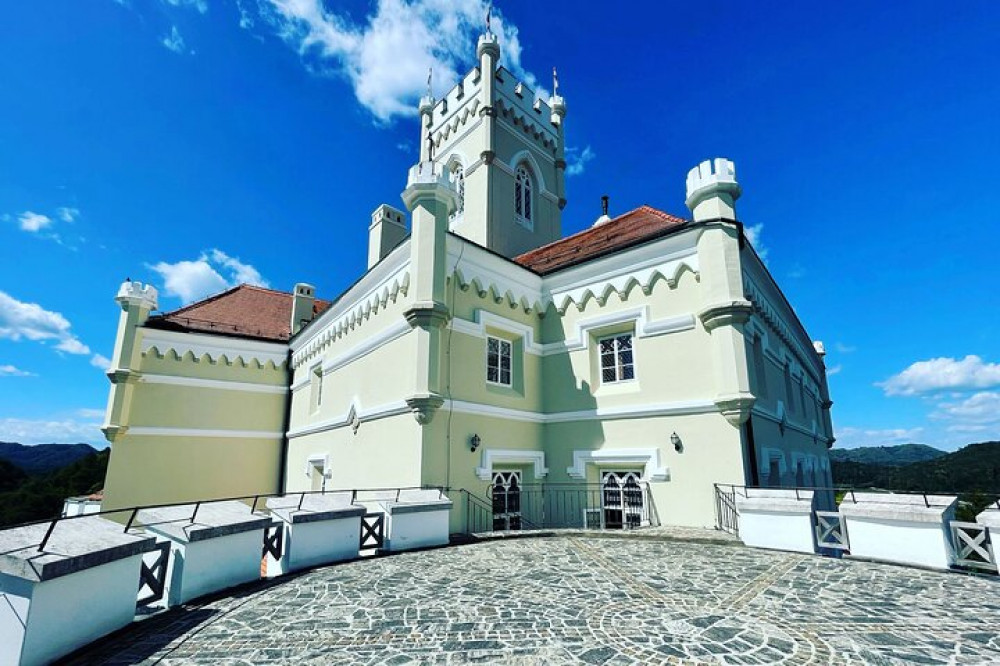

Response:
(414, 30), (567, 258)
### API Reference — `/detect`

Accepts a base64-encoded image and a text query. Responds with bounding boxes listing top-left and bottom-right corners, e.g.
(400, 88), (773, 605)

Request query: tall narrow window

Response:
(515, 165), (532, 228)
(600, 334), (635, 383)
(449, 163), (464, 224)
(752, 335), (767, 397)
(310, 365), (323, 412)
(486, 336), (512, 386)
(784, 363), (795, 414)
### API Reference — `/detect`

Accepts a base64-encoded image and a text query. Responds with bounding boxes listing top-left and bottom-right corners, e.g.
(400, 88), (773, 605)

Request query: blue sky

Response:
(1, 1), (998, 450)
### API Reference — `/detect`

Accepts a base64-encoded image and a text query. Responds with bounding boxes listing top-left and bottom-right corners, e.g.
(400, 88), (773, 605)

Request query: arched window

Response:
(515, 165), (533, 228)
(449, 162), (465, 225)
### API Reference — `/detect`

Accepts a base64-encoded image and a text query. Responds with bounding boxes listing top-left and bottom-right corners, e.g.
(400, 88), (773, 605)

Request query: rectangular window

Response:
(752, 335), (767, 398)
(486, 336), (512, 386)
(784, 364), (795, 414)
(599, 334), (635, 383)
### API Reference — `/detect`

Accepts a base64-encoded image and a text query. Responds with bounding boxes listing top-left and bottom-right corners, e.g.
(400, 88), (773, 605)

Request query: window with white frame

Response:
(514, 165), (533, 228)
(599, 334), (635, 383)
(486, 336), (512, 386)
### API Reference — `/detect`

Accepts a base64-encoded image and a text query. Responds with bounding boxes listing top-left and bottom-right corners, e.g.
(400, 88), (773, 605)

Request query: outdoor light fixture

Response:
(671, 432), (683, 452)
(470, 433), (481, 452)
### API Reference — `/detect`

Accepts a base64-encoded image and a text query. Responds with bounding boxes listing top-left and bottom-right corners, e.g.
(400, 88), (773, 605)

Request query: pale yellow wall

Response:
(103, 434), (281, 510)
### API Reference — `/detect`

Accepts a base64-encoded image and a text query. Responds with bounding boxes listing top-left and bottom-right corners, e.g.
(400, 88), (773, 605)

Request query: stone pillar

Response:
(400, 161), (458, 424)
(289, 283), (316, 335)
(687, 159), (755, 427)
(102, 280), (157, 443)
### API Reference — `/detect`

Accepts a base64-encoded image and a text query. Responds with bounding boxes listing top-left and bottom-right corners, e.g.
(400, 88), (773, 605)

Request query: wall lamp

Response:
(470, 433), (481, 452)
(670, 432), (683, 453)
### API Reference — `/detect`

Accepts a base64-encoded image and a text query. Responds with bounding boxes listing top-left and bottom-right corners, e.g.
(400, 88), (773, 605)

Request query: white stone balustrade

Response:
(371, 489), (453, 552)
(735, 488), (817, 554)
(0, 516), (157, 666)
(138, 501), (271, 606)
(266, 493), (366, 575)
(838, 492), (957, 570)
(975, 506), (1000, 532)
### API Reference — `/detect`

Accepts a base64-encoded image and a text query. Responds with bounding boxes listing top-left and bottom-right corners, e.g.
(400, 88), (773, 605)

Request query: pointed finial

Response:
(601, 195), (609, 217)
(485, 4), (492, 35)
(553, 66), (559, 97)
(426, 67), (432, 98)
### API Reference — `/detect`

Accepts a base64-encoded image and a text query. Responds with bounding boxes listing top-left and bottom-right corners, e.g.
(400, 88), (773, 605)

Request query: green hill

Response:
(0, 448), (109, 527)
(0, 441), (97, 475)
(829, 443), (945, 466)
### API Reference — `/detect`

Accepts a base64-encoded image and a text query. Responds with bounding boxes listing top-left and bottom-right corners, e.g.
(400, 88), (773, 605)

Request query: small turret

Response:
(368, 204), (408, 269)
(115, 280), (158, 312)
(685, 158), (741, 222)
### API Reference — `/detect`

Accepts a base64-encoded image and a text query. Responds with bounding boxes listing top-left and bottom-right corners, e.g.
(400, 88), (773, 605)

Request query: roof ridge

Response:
(516, 204), (680, 260)
(154, 284), (245, 318)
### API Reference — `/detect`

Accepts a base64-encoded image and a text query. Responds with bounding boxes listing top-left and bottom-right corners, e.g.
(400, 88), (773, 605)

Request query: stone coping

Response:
(975, 508), (1000, 529)
(138, 501), (271, 543)
(267, 495), (366, 525)
(838, 492), (957, 523)
(382, 499), (454, 515)
(0, 516), (157, 582)
(735, 488), (816, 514)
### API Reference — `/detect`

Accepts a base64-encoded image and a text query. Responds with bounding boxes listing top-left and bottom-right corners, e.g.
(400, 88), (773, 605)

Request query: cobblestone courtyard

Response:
(68, 535), (1000, 665)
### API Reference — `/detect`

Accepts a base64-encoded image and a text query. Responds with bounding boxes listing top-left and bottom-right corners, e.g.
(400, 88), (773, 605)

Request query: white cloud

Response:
(76, 408), (106, 419)
(827, 364), (842, 376)
(259, 0), (539, 123)
(565, 146), (594, 177)
(744, 223), (768, 262)
(836, 426), (925, 448)
(0, 291), (91, 356)
(834, 342), (856, 354)
(90, 354), (112, 371)
(879, 355), (1000, 397)
(163, 0), (207, 13)
(148, 249), (269, 304)
(932, 391), (1000, 426)
(56, 206), (80, 223)
(0, 365), (35, 377)
(0, 417), (104, 446)
(18, 211), (52, 232)
(162, 25), (188, 53)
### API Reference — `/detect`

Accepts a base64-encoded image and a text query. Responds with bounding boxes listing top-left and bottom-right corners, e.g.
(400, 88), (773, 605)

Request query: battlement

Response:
(428, 68), (483, 134)
(685, 158), (742, 221)
(402, 161), (458, 213)
(115, 280), (158, 310)
(494, 68), (559, 138)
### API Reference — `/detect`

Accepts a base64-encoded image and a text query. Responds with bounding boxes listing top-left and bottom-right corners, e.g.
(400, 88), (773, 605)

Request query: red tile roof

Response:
(515, 205), (689, 275)
(144, 285), (330, 343)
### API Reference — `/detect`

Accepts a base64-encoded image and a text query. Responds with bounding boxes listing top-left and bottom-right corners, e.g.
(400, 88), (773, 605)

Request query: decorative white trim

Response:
(451, 310), (543, 354)
(566, 448), (669, 482)
(445, 398), (716, 424)
(475, 448), (548, 481)
(140, 328), (287, 367)
(139, 373), (287, 395)
(287, 399), (411, 439)
(124, 426), (283, 439)
(290, 242), (412, 368)
(324, 319), (411, 375)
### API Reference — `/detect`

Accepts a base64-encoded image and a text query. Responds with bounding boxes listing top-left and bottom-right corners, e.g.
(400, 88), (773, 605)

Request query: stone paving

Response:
(66, 534), (1000, 665)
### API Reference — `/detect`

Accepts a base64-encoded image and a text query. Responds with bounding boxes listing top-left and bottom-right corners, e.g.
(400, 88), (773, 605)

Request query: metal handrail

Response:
(23, 485), (445, 553)
(712, 483), (997, 509)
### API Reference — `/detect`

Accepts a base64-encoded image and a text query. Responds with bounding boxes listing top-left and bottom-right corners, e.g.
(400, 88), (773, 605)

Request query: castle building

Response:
(100, 30), (834, 528)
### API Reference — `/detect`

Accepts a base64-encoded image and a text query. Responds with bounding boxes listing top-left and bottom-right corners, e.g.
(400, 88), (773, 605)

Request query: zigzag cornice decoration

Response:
(140, 329), (287, 369)
(432, 98), (482, 146)
(449, 249), (700, 315)
(494, 99), (556, 152)
(291, 269), (411, 370)
(743, 276), (824, 384)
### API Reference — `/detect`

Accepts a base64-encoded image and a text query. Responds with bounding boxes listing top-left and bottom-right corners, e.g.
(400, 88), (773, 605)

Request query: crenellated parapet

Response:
(685, 158), (741, 222)
(116, 280), (158, 311)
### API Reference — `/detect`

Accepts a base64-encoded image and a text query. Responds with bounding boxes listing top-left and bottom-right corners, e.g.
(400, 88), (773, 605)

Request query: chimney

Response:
(368, 204), (408, 269)
(593, 194), (611, 227)
(290, 283), (316, 336)
(685, 158), (741, 222)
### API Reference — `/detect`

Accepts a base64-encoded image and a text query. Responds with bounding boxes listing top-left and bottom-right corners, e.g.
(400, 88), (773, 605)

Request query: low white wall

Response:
(14, 554), (144, 666)
(840, 493), (956, 570)
(270, 517), (361, 575)
(164, 529), (264, 606)
(736, 489), (816, 554)
(385, 507), (451, 551)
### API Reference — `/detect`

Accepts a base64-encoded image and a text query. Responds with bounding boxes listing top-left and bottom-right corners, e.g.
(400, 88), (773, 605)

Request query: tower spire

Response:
(485, 4), (492, 35)
(553, 66), (559, 97)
